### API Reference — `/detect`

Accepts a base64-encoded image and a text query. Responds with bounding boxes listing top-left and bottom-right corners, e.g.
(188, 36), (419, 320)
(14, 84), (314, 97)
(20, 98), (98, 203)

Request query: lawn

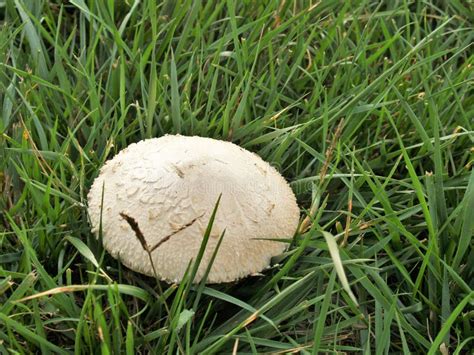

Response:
(0, 0), (473, 353)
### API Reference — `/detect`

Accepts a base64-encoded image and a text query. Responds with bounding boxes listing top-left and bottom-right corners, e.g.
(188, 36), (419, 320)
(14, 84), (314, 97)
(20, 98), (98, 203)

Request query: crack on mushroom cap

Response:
(170, 164), (185, 178)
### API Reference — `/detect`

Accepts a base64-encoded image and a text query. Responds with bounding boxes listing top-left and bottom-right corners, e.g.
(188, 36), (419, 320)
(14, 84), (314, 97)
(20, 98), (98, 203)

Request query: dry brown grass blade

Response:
(119, 212), (148, 251)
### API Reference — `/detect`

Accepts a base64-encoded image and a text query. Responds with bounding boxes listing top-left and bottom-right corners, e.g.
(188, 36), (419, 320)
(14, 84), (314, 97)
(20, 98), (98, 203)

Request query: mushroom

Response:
(87, 135), (300, 283)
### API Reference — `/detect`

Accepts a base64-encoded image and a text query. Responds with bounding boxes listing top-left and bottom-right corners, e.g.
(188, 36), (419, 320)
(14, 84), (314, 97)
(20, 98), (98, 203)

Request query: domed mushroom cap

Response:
(87, 135), (300, 283)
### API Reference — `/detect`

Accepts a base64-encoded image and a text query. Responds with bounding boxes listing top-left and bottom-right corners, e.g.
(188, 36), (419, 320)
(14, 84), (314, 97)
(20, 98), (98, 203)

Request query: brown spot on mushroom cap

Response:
(87, 135), (300, 283)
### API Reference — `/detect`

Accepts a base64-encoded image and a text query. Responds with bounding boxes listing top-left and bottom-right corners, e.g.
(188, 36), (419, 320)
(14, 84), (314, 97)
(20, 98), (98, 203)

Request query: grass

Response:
(0, 0), (473, 353)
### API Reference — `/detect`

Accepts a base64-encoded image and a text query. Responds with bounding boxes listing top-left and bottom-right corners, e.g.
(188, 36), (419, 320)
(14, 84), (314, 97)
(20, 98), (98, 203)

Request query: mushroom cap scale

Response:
(87, 135), (300, 283)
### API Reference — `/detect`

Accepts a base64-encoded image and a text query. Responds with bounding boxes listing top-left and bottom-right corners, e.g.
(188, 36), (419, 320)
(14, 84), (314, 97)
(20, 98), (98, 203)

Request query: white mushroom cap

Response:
(87, 135), (300, 283)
